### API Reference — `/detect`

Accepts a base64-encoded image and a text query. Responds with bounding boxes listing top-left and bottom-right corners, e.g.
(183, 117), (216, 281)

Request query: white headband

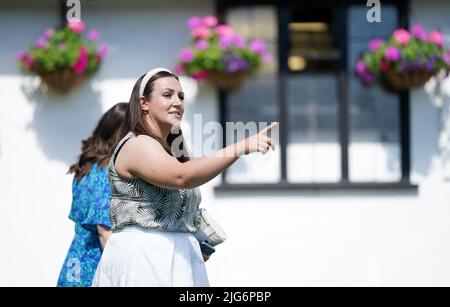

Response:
(139, 67), (173, 97)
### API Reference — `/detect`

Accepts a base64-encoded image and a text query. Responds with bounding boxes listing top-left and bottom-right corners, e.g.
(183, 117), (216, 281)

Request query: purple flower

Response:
(355, 60), (367, 75)
(444, 52), (450, 65)
(43, 28), (54, 39)
(425, 60), (434, 72)
(232, 35), (245, 48)
(219, 35), (233, 49)
(411, 24), (427, 41)
(401, 60), (413, 72)
(98, 43), (108, 57)
(262, 52), (273, 63)
(34, 37), (48, 48)
(223, 55), (249, 72)
(194, 40), (209, 50)
(249, 39), (267, 54)
(15, 51), (26, 61)
(362, 73), (374, 85)
(179, 48), (194, 62)
(187, 16), (203, 29)
(368, 38), (384, 52)
(87, 29), (100, 41)
(385, 46), (401, 61)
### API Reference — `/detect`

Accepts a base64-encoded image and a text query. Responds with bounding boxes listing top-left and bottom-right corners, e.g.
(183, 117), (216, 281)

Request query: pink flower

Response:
(34, 37), (48, 48)
(385, 46), (401, 61)
(179, 48), (194, 62)
(15, 51), (35, 69)
(87, 29), (100, 41)
(444, 52), (450, 65)
(411, 24), (427, 41)
(15, 51), (26, 61)
(429, 31), (444, 46)
(187, 16), (203, 29)
(262, 52), (273, 63)
(380, 60), (389, 71)
(43, 28), (54, 39)
(232, 35), (245, 48)
(67, 19), (85, 34)
(219, 35), (233, 49)
(202, 16), (218, 28)
(355, 61), (367, 75)
(249, 39), (267, 54)
(393, 29), (411, 45)
(72, 46), (89, 74)
(98, 43), (108, 58)
(191, 70), (209, 80)
(22, 54), (35, 69)
(362, 73), (374, 85)
(175, 65), (184, 74)
(216, 24), (233, 37)
(368, 38), (384, 52)
(191, 27), (211, 40)
(194, 40), (209, 50)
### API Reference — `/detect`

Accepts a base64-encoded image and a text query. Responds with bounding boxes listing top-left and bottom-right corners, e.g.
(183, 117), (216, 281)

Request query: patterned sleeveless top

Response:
(108, 132), (201, 232)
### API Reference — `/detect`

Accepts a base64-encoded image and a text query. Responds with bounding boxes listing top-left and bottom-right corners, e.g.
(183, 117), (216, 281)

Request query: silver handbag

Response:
(194, 208), (227, 246)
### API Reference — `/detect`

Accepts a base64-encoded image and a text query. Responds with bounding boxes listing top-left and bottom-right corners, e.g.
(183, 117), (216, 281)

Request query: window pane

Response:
(287, 75), (341, 182)
(287, 3), (341, 183)
(348, 5), (401, 182)
(224, 6), (280, 184)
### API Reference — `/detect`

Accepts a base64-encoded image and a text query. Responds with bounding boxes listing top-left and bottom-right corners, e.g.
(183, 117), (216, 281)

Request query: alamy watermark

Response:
(65, 257), (81, 283)
(367, 0), (381, 23)
(170, 115), (279, 158)
(66, 0), (81, 21)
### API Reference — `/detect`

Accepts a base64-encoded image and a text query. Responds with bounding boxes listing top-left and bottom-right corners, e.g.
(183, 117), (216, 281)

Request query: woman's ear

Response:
(139, 96), (150, 113)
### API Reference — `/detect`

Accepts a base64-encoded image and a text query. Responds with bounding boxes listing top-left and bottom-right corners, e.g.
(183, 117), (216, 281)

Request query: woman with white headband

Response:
(92, 68), (277, 287)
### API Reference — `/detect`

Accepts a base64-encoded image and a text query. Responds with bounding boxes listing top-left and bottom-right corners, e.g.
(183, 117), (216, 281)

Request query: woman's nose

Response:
(172, 97), (183, 106)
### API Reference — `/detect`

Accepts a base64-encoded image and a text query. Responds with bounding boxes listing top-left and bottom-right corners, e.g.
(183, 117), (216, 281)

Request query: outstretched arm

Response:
(117, 123), (278, 189)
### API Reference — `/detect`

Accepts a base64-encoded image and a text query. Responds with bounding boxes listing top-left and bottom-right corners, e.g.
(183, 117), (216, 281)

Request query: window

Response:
(216, 0), (415, 190)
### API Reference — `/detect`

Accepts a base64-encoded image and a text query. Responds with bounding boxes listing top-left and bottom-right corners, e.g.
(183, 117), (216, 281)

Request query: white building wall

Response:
(0, 0), (450, 286)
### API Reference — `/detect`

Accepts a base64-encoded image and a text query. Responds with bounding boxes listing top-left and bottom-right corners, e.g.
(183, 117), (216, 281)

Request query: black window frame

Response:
(214, 0), (417, 192)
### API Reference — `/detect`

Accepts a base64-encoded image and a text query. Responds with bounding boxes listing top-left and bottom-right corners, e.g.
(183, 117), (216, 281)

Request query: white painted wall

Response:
(1, 0), (450, 286)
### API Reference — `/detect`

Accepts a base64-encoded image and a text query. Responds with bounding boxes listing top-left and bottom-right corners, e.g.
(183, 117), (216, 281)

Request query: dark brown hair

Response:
(68, 102), (128, 180)
(117, 71), (190, 162)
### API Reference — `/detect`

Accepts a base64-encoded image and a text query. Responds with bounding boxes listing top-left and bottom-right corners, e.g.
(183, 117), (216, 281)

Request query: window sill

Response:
(214, 181), (418, 193)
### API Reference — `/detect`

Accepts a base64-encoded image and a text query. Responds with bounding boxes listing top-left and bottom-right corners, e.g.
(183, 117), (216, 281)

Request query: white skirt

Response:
(92, 226), (209, 287)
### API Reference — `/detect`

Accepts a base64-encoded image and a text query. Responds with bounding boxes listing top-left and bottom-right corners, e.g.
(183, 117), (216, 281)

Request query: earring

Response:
(143, 110), (149, 115)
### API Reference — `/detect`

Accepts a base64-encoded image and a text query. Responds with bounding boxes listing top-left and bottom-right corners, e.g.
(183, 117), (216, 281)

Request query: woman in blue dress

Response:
(57, 102), (128, 287)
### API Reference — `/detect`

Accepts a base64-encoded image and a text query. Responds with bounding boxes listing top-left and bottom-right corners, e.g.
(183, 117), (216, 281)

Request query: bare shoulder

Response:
(127, 134), (168, 156)
(115, 135), (163, 179)
(118, 134), (185, 189)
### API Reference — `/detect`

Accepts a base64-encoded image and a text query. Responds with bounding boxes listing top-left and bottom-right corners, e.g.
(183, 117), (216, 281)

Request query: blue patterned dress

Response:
(57, 163), (112, 287)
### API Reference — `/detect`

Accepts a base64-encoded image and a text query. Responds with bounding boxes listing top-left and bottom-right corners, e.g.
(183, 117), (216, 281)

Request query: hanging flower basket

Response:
(175, 15), (272, 91)
(39, 70), (88, 93)
(355, 24), (450, 92)
(381, 68), (436, 92)
(16, 19), (107, 94)
(206, 70), (251, 90)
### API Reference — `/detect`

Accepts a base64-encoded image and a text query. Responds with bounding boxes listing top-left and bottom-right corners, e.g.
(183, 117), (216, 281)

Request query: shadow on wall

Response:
(21, 77), (103, 165)
(412, 83), (444, 178)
